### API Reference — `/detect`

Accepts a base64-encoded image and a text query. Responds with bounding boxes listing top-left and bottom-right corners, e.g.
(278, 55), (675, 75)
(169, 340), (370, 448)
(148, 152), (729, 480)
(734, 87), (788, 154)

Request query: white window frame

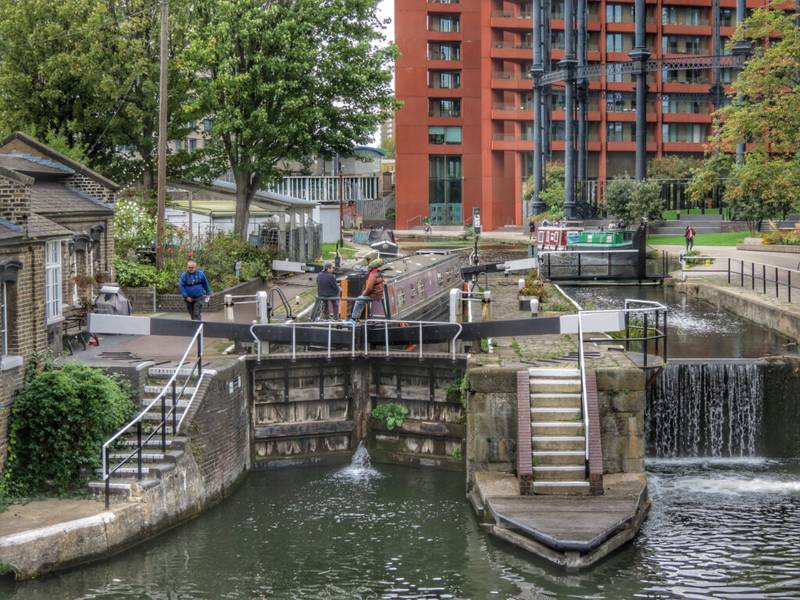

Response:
(1, 281), (7, 355)
(45, 240), (63, 324)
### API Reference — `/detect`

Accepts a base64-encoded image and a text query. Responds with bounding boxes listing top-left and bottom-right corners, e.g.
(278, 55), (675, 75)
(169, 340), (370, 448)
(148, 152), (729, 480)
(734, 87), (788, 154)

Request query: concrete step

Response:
(527, 368), (580, 377)
(651, 226), (721, 235)
(108, 450), (182, 464)
(96, 461), (177, 479)
(533, 480), (591, 495)
(532, 421), (585, 436)
(531, 407), (581, 421)
(87, 478), (161, 498)
(140, 398), (192, 410)
(141, 411), (185, 422)
(532, 436), (585, 452)
(144, 385), (197, 396)
(530, 393), (582, 409)
(529, 379), (582, 393)
(116, 437), (187, 450)
(533, 465), (587, 481)
(148, 366), (215, 378)
(532, 450), (586, 466)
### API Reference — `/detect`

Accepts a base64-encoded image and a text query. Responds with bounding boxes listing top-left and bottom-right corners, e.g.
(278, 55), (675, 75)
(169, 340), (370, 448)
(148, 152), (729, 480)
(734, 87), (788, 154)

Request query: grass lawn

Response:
(321, 242), (357, 260)
(660, 207), (722, 220)
(648, 231), (753, 246)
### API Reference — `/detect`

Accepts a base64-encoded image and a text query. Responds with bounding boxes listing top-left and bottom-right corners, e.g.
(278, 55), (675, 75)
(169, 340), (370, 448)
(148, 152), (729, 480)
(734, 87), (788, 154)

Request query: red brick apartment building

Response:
(395, 0), (768, 230)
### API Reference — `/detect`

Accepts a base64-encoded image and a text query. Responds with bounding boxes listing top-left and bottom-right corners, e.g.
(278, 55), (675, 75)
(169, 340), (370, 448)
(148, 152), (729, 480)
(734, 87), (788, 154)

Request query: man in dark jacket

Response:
(316, 262), (341, 319)
(179, 260), (212, 321)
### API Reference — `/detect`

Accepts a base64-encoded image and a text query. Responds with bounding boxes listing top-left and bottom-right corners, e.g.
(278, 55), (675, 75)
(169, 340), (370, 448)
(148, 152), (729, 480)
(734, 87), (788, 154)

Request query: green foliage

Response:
(4, 364), (134, 496)
(723, 151), (800, 230)
(113, 197), (157, 260)
(519, 270), (550, 299)
(372, 402), (409, 431)
(523, 162), (566, 219)
(604, 175), (664, 225)
(0, 0), (198, 187)
(762, 230), (800, 245)
(648, 156), (702, 180)
(450, 446), (463, 461)
(184, 0), (398, 238)
(715, 6), (800, 156)
(510, 338), (522, 357)
(686, 153), (733, 207)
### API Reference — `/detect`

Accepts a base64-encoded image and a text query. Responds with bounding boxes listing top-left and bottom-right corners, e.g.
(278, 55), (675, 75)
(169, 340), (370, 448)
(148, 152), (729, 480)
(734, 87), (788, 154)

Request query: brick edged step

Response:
(532, 450), (585, 466)
(530, 393), (582, 408)
(532, 421), (585, 436)
(533, 465), (587, 481)
(532, 480), (591, 495)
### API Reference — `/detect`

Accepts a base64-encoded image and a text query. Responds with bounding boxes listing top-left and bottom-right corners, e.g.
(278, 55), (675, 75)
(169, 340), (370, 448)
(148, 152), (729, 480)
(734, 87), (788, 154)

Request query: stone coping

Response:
(736, 243), (800, 254)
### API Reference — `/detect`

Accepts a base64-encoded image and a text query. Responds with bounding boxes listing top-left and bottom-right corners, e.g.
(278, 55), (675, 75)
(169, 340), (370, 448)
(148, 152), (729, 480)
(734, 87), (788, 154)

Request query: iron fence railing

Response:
(683, 255), (800, 303)
(100, 324), (204, 509)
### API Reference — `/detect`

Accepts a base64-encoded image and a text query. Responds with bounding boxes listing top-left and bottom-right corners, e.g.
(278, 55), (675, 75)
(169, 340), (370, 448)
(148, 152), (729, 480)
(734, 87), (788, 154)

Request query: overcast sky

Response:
(378, 0), (395, 41)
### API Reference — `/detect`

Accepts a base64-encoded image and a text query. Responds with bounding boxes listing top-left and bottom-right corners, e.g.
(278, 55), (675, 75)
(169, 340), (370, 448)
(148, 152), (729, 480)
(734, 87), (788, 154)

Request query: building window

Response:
(429, 126), (462, 145)
(663, 35), (704, 55)
(428, 42), (461, 61)
(663, 67), (708, 84)
(606, 33), (632, 52)
(606, 63), (630, 83)
(428, 70), (461, 89)
(428, 98), (461, 117)
(606, 4), (634, 23)
(662, 123), (707, 143)
(607, 122), (625, 142)
(429, 156), (462, 224)
(428, 14), (460, 32)
(188, 138), (198, 151)
(45, 240), (63, 324)
(551, 30), (565, 49)
(662, 95), (707, 114)
(720, 8), (734, 27)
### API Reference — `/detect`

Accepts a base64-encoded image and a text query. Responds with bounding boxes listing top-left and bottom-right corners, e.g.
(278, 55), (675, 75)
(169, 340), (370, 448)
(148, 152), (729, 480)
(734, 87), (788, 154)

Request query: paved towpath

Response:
(657, 244), (800, 271)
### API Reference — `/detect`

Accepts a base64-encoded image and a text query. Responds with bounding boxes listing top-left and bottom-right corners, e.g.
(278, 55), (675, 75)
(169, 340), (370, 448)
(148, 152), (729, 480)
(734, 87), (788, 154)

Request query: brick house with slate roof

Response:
(0, 132), (118, 469)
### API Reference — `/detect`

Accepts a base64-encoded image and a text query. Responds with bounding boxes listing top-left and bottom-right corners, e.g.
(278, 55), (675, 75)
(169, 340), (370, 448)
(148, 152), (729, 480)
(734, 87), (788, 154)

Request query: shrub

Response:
(4, 364), (134, 496)
(519, 270), (550, 299)
(372, 402), (409, 430)
(761, 230), (800, 245)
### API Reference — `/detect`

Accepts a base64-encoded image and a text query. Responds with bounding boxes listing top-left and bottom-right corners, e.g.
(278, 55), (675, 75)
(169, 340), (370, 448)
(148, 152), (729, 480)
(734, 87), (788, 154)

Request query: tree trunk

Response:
(234, 172), (254, 240)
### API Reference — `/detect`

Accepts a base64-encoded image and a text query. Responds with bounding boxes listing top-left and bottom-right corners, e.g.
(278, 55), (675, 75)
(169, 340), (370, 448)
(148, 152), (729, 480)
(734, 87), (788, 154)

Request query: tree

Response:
(0, 0), (197, 188)
(714, 6), (800, 156)
(604, 175), (664, 225)
(648, 156), (702, 180)
(686, 152), (733, 208)
(723, 151), (800, 230)
(185, 0), (398, 239)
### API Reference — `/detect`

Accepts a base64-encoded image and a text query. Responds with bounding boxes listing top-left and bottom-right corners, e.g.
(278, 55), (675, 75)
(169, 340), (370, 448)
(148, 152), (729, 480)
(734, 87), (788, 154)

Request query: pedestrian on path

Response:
(684, 225), (696, 251)
(179, 260), (211, 321)
(528, 218), (536, 240)
(316, 262), (341, 320)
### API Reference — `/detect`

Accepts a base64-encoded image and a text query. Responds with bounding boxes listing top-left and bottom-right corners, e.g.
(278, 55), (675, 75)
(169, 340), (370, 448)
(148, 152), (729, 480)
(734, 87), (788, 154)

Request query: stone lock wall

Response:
(465, 367), (518, 480)
(595, 367), (646, 474)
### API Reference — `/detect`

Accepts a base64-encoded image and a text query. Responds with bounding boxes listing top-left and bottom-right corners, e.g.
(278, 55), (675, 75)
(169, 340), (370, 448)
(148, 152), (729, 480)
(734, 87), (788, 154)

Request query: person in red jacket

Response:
(684, 225), (696, 251)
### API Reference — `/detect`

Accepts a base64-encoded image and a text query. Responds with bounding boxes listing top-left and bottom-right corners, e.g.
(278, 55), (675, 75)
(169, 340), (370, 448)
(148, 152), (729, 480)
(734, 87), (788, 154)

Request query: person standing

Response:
(348, 258), (385, 322)
(684, 224), (696, 251)
(528, 218), (536, 240)
(316, 262), (341, 320)
(179, 260), (211, 321)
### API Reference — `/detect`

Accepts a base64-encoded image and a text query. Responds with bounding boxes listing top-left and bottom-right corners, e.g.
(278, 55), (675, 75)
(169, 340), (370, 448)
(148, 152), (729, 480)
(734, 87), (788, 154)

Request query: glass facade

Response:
(428, 126), (462, 144)
(428, 70), (461, 89)
(429, 156), (462, 224)
(428, 98), (461, 117)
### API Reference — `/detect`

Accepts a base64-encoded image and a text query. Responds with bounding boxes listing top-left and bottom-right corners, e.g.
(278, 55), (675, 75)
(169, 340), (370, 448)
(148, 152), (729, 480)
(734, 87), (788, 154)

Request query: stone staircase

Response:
(650, 214), (723, 236)
(528, 368), (590, 495)
(88, 364), (213, 502)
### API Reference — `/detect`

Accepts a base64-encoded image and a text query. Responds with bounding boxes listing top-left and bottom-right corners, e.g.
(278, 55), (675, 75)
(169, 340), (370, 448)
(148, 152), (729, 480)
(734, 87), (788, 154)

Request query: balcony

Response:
(491, 71), (534, 90)
(490, 11), (533, 31)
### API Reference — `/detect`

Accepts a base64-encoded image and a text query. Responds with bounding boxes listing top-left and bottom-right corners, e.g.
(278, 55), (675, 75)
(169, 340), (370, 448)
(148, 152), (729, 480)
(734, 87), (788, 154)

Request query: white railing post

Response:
(577, 311), (590, 462)
(224, 294), (234, 321)
(256, 290), (269, 323)
(449, 288), (461, 323)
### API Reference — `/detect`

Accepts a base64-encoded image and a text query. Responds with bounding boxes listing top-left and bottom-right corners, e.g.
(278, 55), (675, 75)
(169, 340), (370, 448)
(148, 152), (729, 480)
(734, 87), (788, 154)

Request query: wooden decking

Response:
(471, 471), (649, 570)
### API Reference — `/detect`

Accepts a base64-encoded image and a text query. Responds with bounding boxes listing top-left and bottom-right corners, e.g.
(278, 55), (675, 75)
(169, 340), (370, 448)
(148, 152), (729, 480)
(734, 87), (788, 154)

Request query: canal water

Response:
(2, 460), (798, 599)
(564, 284), (795, 358)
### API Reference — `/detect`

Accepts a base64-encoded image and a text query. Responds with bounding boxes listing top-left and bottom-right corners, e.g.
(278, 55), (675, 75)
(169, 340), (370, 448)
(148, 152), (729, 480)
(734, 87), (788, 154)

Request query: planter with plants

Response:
(518, 270), (548, 311)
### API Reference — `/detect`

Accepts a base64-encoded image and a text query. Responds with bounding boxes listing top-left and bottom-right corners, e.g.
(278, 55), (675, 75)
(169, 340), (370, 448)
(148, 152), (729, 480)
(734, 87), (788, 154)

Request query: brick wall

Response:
(0, 363), (23, 470)
(65, 172), (116, 205)
(0, 175), (31, 229)
(186, 361), (250, 499)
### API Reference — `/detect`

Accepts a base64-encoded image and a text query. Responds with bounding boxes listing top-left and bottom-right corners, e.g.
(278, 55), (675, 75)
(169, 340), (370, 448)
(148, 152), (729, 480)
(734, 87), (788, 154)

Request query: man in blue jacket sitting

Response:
(179, 260), (212, 321)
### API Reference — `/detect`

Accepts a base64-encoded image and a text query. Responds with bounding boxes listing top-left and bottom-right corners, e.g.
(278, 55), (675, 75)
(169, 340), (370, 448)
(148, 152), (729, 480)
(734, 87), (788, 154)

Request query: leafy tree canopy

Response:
(604, 175), (664, 225)
(0, 0), (198, 187)
(648, 156), (702, 180)
(184, 0), (398, 238)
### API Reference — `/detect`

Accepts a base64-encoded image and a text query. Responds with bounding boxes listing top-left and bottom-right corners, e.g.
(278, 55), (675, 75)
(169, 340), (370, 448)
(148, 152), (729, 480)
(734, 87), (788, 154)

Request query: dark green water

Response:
(3, 459), (800, 599)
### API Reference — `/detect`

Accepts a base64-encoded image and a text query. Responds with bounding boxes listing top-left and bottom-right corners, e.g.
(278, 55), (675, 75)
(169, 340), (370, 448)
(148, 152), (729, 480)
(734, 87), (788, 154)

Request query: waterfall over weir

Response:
(647, 362), (764, 458)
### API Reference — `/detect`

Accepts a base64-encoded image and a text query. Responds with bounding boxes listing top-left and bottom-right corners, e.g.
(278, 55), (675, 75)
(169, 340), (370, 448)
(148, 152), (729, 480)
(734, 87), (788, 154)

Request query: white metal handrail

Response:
(249, 318), (463, 361)
(100, 324), (203, 507)
(576, 301), (668, 461)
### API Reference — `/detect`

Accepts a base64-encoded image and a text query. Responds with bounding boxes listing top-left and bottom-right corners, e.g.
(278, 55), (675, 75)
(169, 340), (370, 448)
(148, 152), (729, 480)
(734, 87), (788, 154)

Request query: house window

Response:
(428, 98), (461, 117)
(428, 126), (462, 145)
(428, 42), (461, 61)
(429, 155), (462, 224)
(428, 14), (460, 32)
(45, 240), (63, 324)
(428, 70), (461, 89)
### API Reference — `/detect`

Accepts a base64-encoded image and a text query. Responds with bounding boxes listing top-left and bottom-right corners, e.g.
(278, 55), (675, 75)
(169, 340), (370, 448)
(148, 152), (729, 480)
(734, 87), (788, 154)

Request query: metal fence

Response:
(680, 255), (800, 303)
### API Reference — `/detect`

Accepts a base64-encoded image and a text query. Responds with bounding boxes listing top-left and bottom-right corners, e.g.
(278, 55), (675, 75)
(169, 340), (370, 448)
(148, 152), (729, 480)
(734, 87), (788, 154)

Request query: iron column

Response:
(733, 0), (749, 163)
(562, 0), (578, 218)
(532, 0), (546, 215)
(576, 0), (588, 201)
(630, 0), (650, 181)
